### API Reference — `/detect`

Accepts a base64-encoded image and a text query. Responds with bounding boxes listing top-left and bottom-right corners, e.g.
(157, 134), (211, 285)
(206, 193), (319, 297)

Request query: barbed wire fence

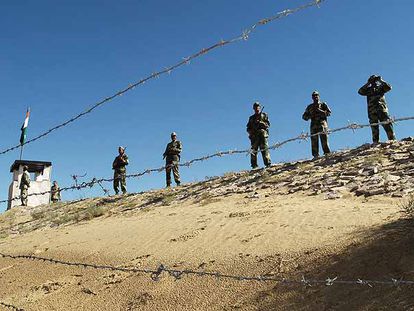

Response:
(0, 252), (413, 288)
(0, 0), (325, 157)
(1, 116), (413, 206)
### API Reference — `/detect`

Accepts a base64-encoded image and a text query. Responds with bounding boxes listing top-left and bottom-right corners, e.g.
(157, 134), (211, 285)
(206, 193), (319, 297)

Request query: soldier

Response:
(358, 75), (396, 144)
(246, 102), (271, 169)
(112, 146), (129, 195)
(51, 181), (61, 203)
(20, 165), (30, 206)
(163, 132), (182, 187)
(302, 91), (331, 158)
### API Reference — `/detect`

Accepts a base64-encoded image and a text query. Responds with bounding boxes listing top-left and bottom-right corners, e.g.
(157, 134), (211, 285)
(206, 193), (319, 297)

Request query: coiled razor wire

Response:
(1, 116), (413, 205)
(0, 252), (413, 288)
(0, 0), (325, 156)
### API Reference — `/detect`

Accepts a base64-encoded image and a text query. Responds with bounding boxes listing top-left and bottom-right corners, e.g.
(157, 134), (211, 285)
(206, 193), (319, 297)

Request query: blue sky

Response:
(0, 0), (413, 210)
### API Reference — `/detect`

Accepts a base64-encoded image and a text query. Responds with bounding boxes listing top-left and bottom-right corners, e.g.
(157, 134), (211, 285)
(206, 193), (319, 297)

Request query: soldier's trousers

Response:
(368, 109), (395, 143)
(250, 134), (271, 168)
(166, 159), (180, 186)
(310, 122), (330, 157)
(113, 172), (127, 194)
(20, 188), (28, 206)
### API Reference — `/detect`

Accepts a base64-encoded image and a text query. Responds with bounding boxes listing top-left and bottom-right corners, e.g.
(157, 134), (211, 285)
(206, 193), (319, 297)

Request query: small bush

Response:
(195, 192), (221, 206)
(81, 206), (106, 220)
(31, 210), (46, 220)
(400, 195), (414, 219)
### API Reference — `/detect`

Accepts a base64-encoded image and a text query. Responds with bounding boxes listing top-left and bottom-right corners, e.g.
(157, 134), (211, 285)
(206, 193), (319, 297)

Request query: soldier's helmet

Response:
(23, 165), (28, 171)
(312, 91), (319, 96)
(171, 132), (177, 137)
(118, 146), (125, 152)
(253, 102), (261, 109)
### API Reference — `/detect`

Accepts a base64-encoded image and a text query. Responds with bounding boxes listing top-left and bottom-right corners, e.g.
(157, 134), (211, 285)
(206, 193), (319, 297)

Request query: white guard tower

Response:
(8, 160), (52, 210)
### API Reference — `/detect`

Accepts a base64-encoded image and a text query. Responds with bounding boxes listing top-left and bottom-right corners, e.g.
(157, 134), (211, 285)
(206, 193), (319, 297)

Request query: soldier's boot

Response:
(311, 135), (319, 158)
(172, 165), (180, 186)
(166, 179), (171, 188)
(121, 183), (127, 195)
(384, 124), (396, 141)
(371, 125), (380, 144)
(261, 152), (271, 168)
(321, 134), (331, 155)
(250, 153), (258, 169)
(113, 179), (119, 195)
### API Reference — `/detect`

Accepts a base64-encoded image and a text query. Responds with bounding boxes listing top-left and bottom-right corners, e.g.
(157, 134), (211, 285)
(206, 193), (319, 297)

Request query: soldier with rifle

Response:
(112, 146), (129, 195)
(246, 102), (271, 169)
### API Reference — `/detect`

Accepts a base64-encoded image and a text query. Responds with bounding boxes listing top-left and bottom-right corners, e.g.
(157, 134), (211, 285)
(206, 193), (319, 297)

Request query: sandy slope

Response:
(1, 141), (414, 310)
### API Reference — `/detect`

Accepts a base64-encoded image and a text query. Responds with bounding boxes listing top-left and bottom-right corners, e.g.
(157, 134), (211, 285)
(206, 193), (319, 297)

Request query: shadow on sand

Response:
(255, 217), (414, 311)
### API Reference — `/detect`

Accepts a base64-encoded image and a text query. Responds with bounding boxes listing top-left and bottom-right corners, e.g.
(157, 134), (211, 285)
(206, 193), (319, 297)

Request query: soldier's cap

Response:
(253, 102), (261, 109)
(23, 165), (28, 171)
(171, 132), (177, 137)
(312, 91), (319, 96)
(369, 74), (380, 81)
(118, 146), (125, 151)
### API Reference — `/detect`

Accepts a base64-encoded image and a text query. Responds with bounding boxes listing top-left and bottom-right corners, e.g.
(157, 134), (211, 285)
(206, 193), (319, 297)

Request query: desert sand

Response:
(1, 141), (414, 310)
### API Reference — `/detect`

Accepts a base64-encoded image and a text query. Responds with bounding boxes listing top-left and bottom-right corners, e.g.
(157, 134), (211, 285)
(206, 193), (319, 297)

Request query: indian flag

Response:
(19, 108), (30, 145)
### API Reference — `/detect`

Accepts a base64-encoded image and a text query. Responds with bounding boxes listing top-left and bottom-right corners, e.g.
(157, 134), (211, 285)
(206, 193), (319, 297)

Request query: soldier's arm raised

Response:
(381, 80), (392, 94)
(358, 83), (370, 96)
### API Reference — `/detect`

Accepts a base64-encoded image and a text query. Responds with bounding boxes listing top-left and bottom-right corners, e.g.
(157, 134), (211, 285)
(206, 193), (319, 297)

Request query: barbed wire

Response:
(1, 252), (413, 288)
(0, 0), (325, 156)
(0, 301), (24, 311)
(1, 116), (413, 206)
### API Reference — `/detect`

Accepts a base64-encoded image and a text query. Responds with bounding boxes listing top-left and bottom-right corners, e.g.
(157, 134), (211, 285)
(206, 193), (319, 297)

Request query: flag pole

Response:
(19, 107), (30, 161)
(19, 144), (23, 160)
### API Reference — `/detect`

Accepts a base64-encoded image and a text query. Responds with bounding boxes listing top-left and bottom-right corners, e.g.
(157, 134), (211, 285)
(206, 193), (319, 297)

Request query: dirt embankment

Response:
(1, 140), (414, 310)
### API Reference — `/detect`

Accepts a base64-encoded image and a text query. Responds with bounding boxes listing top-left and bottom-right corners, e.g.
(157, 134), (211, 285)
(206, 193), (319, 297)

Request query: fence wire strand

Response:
(0, 0), (324, 156)
(1, 252), (413, 288)
(1, 116), (413, 205)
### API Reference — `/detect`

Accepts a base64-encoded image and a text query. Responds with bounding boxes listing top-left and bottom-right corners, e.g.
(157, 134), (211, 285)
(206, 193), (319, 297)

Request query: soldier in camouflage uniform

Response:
(112, 146), (129, 195)
(163, 132), (182, 187)
(246, 102), (271, 169)
(358, 75), (396, 143)
(302, 91), (331, 158)
(20, 165), (30, 206)
(51, 181), (61, 203)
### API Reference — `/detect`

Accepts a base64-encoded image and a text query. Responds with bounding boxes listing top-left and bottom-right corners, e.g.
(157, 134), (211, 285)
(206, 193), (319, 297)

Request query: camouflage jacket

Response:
(19, 171), (30, 190)
(246, 113), (270, 136)
(112, 154), (129, 173)
(163, 141), (182, 160)
(302, 102), (331, 124)
(358, 80), (392, 112)
(51, 185), (61, 201)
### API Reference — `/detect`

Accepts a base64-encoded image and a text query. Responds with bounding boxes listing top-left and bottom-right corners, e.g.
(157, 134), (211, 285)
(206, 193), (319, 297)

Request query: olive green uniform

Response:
(163, 140), (182, 186)
(51, 184), (61, 203)
(302, 102), (331, 157)
(19, 171), (30, 206)
(112, 153), (129, 194)
(246, 112), (271, 168)
(358, 78), (396, 143)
